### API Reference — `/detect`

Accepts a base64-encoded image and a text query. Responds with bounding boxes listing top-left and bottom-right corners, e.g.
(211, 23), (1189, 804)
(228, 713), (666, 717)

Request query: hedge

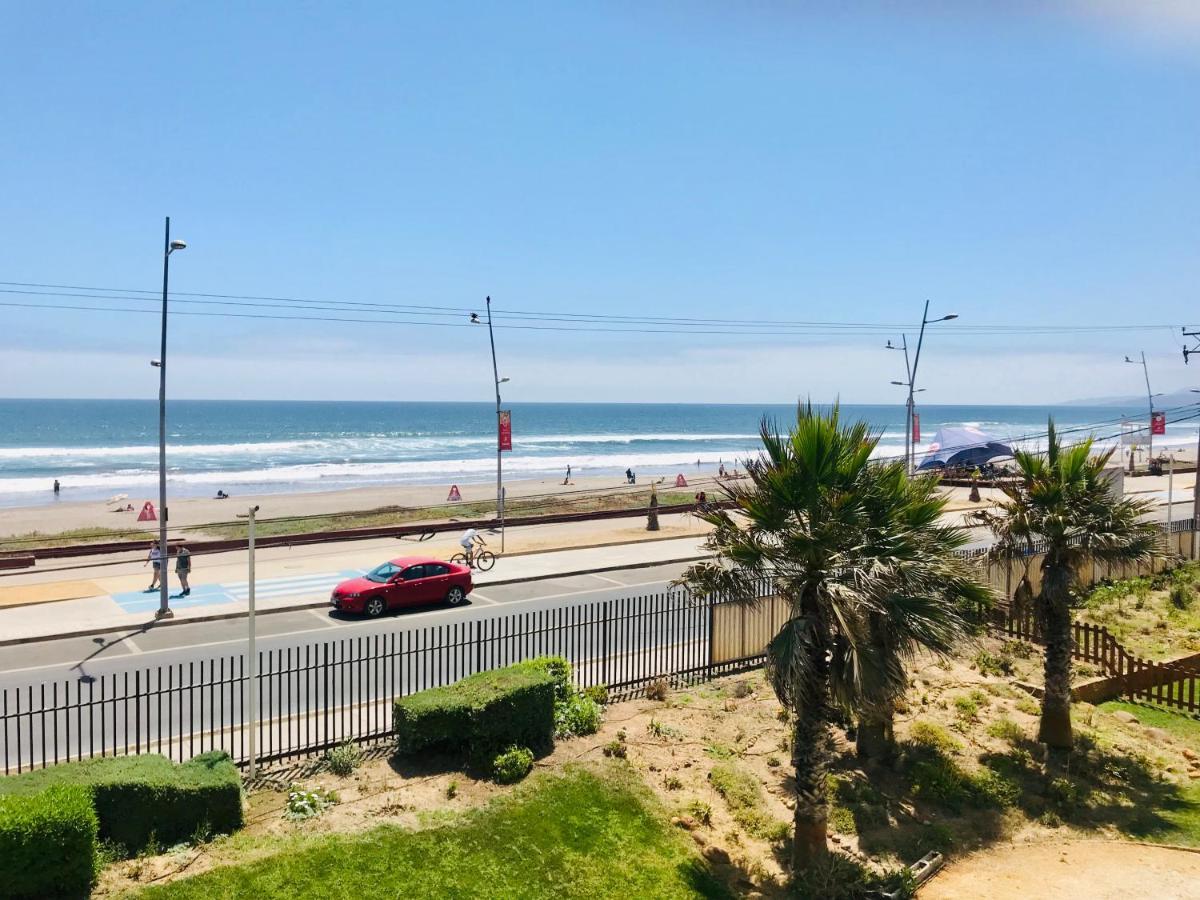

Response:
(394, 658), (558, 761)
(0, 784), (97, 899)
(0, 751), (243, 853)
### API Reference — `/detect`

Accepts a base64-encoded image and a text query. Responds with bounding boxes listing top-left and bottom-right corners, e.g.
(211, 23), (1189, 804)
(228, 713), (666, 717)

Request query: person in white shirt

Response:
(146, 545), (162, 591)
(459, 528), (482, 565)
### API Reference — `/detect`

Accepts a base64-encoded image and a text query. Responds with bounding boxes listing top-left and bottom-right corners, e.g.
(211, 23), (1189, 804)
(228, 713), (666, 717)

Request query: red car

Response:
(329, 556), (473, 616)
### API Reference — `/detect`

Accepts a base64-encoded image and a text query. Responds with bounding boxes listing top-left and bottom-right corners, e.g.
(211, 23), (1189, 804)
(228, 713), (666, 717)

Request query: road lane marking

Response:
(307, 609), (337, 626)
(0, 575), (683, 676)
(590, 574), (629, 586)
(467, 591), (497, 605)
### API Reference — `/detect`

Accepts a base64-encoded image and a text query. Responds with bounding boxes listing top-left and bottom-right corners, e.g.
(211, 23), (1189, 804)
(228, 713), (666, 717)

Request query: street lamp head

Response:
(890, 381), (905, 386)
(1124, 356), (1135, 364)
(498, 377), (510, 384)
(938, 314), (958, 322)
(168, 239), (187, 253)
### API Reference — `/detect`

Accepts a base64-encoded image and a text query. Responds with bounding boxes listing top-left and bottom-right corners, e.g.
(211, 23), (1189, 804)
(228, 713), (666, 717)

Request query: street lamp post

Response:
(886, 337), (913, 474)
(892, 302), (957, 474)
(152, 217), (186, 619)
(471, 299), (510, 551)
(1125, 352), (1157, 461)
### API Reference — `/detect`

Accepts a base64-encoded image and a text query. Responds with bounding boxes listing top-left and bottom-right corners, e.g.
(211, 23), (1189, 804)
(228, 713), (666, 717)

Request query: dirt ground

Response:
(95, 634), (1200, 897)
(921, 840), (1200, 899)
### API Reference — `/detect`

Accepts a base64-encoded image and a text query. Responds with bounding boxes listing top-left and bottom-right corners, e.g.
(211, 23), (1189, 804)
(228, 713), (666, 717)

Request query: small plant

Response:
(602, 740), (627, 759)
(766, 755), (782, 768)
(663, 774), (683, 790)
(445, 779), (458, 800)
(986, 717), (1024, 743)
(684, 799), (713, 826)
(1000, 639), (1035, 659)
(554, 693), (603, 738)
(974, 649), (1014, 677)
(907, 720), (963, 754)
(490, 745), (534, 784)
(709, 762), (789, 841)
(647, 718), (684, 740)
(1015, 694), (1040, 716)
(703, 742), (735, 760)
(284, 784), (337, 821)
(323, 740), (363, 777)
(1169, 583), (1195, 611)
(953, 690), (989, 722)
(582, 684), (609, 705)
(791, 851), (913, 900)
(731, 680), (754, 699)
(644, 678), (670, 701)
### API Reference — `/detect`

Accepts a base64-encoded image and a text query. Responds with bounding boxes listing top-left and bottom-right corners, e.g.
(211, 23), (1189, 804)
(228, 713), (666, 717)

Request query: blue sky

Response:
(1, 2), (1198, 404)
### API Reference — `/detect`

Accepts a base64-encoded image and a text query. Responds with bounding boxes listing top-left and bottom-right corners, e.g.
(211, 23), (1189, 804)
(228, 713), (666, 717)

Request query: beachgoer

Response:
(53, 479), (60, 495)
(625, 468), (636, 484)
(564, 464), (571, 485)
(718, 464), (726, 478)
(146, 545), (162, 591)
(175, 544), (192, 596)
(215, 490), (229, 499)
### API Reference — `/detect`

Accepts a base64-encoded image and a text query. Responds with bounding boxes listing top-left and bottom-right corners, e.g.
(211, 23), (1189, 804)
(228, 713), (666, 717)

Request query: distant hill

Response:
(1064, 388), (1200, 408)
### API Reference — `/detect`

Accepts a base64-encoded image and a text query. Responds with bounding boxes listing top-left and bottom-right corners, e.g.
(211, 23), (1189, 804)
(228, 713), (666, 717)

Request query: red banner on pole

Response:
(912, 412), (921, 444)
(1151, 411), (1166, 435)
(498, 410), (512, 451)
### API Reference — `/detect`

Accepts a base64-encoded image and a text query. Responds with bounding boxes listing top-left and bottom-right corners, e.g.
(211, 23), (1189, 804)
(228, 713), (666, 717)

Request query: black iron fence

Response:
(2, 583), (773, 775)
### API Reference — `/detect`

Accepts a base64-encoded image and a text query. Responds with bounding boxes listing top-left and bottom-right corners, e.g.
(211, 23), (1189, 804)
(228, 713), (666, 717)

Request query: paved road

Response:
(1, 561), (710, 771)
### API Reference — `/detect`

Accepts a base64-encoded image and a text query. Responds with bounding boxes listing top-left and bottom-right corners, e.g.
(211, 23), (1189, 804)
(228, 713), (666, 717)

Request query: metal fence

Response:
(2, 584), (773, 775)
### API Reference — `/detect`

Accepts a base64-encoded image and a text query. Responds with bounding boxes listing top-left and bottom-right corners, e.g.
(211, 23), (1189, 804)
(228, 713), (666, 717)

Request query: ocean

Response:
(0, 399), (1195, 507)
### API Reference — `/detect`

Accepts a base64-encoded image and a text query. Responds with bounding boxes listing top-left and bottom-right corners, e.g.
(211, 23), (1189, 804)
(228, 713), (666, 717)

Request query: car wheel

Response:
(446, 585), (465, 606)
(365, 596), (386, 617)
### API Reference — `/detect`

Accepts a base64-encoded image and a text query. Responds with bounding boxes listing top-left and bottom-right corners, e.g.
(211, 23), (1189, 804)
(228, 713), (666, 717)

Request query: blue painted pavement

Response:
(111, 569), (366, 613)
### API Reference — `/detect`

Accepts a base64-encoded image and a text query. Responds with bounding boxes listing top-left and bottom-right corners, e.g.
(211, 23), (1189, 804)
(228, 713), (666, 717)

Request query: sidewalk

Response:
(0, 534), (709, 645)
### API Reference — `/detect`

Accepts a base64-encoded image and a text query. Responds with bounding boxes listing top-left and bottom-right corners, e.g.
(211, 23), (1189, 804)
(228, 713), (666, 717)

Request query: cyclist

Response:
(458, 527), (485, 567)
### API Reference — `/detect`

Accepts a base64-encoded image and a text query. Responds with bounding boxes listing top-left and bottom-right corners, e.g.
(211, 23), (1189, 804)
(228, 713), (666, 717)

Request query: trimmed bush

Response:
(0, 751), (243, 854)
(490, 745), (534, 784)
(394, 660), (556, 762)
(0, 784), (98, 899)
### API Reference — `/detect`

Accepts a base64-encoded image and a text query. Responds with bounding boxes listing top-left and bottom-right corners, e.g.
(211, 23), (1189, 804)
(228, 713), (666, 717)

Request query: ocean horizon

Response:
(0, 398), (1195, 508)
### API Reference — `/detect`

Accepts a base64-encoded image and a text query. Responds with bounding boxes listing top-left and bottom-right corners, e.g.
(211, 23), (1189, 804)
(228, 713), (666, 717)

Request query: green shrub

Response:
(554, 694), (602, 739)
(393, 660), (556, 763)
(1169, 583), (1195, 611)
(601, 740), (627, 759)
(490, 746), (534, 784)
(582, 684), (609, 705)
(708, 762), (788, 841)
(644, 677), (669, 701)
(284, 784), (337, 821)
(525, 656), (573, 701)
(0, 751), (243, 855)
(986, 717), (1024, 743)
(907, 756), (1019, 812)
(907, 720), (962, 753)
(974, 649), (1014, 677)
(324, 741), (362, 776)
(0, 784), (98, 899)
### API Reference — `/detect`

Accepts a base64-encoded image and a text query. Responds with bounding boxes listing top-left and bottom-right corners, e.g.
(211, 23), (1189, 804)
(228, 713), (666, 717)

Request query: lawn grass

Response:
(135, 764), (729, 900)
(1079, 564), (1200, 660)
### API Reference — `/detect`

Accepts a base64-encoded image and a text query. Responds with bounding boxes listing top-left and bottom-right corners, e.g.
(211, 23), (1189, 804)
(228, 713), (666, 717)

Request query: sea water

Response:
(0, 399), (1194, 507)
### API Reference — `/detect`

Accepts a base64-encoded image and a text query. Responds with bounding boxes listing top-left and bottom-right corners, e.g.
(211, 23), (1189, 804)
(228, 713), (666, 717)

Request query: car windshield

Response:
(364, 561), (403, 583)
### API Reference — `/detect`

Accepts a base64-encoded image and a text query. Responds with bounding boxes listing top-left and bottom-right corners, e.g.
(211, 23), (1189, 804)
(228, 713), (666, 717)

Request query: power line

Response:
(0, 280), (1185, 335)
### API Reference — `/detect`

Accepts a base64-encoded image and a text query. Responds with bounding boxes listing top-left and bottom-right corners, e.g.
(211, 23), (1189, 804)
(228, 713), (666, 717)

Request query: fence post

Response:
(706, 599), (715, 681)
(601, 601), (610, 688)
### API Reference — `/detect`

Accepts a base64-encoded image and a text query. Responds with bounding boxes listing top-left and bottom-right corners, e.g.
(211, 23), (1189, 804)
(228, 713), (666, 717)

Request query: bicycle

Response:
(450, 539), (497, 572)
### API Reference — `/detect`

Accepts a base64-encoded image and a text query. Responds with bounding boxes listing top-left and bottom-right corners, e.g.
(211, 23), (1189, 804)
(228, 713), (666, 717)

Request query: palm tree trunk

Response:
(1037, 562), (1074, 749)
(855, 706), (894, 761)
(790, 706), (830, 871)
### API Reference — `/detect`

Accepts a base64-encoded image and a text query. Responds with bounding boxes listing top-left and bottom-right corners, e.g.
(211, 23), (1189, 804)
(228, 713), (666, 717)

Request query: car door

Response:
(396, 564), (429, 606)
(423, 563), (451, 601)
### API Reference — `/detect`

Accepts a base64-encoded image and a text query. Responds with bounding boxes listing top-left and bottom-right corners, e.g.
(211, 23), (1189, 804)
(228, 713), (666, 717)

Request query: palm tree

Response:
(680, 405), (987, 870)
(974, 419), (1159, 750)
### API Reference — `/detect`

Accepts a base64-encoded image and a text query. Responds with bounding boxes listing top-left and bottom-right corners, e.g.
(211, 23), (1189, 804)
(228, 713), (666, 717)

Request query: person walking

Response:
(53, 479), (60, 496)
(145, 544), (162, 591)
(175, 543), (192, 596)
(564, 464), (571, 485)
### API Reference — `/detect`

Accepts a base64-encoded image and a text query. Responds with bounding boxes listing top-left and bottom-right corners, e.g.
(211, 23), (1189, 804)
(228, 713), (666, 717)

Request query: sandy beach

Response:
(0, 468), (730, 538)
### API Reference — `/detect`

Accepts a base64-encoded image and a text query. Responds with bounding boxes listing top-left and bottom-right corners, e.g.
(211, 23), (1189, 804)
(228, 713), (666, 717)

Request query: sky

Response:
(1, 2), (1198, 405)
